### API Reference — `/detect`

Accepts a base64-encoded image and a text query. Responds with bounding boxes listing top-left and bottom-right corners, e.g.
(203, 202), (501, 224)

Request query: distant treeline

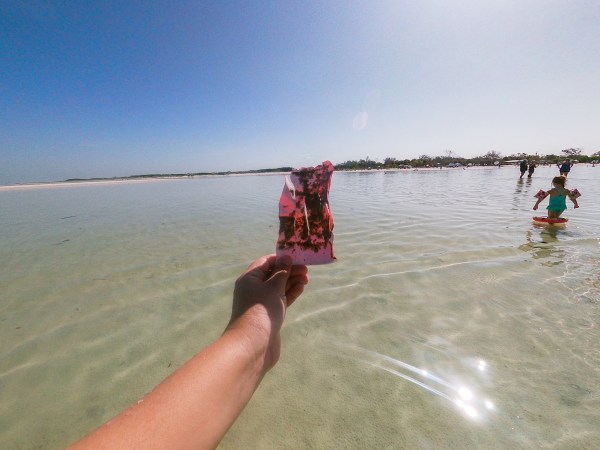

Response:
(334, 149), (599, 170)
(63, 167), (294, 182)
(63, 149), (599, 183)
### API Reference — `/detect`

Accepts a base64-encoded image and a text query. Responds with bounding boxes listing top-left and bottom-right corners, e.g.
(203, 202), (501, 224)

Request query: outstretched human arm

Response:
(70, 254), (308, 450)
(533, 189), (551, 211)
(533, 196), (545, 210)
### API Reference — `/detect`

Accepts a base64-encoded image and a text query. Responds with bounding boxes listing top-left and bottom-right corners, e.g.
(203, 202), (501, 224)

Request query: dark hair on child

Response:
(552, 176), (566, 187)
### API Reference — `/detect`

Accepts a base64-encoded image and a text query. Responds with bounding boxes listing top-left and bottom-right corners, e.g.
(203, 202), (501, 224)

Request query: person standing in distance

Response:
(519, 160), (528, 179)
(557, 159), (573, 177)
(527, 161), (536, 178)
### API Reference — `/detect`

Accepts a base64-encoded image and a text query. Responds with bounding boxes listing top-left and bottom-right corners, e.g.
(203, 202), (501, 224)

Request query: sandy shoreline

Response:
(0, 169), (312, 191)
(3, 164), (578, 192)
(0, 177), (171, 191)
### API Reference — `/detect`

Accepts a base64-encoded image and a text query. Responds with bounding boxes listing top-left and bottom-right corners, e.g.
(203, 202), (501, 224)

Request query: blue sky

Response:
(1, 1), (599, 184)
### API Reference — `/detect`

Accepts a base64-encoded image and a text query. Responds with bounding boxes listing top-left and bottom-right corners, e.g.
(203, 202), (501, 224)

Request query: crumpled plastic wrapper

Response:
(276, 161), (336, 265)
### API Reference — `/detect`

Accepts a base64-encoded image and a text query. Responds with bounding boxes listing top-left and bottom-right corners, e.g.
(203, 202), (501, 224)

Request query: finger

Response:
(266, 255), (293, 291)
(245, 254), (275, 272)
(242, 254), (276, 281)
(285, 272), (309, 306)
(285, 282), (306, 307)
(289, 264), (308, 277)
(286, 273), (309, 292)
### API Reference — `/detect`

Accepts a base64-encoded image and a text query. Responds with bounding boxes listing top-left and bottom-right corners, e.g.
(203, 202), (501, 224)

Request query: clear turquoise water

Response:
(1, 166), (599, 448)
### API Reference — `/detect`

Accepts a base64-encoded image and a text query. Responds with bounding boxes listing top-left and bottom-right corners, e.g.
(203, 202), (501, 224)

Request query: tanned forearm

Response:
(70, 325), (269, 450)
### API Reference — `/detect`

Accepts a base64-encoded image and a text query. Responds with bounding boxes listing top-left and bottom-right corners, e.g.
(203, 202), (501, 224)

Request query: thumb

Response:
(267, 255), (293, 291)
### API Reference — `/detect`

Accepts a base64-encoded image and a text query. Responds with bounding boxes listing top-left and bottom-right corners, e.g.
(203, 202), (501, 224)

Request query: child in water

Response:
(533, 176), (579, 218)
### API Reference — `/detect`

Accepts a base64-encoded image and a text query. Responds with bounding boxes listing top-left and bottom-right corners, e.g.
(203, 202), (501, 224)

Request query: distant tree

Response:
(592, 150), (600, 157)
(383, 157), (399, 168)
(483, 151), (502, 159)
(561, 148), (583, 156)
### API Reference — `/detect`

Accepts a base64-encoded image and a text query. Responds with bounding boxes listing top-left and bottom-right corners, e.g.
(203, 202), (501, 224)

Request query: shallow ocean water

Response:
(0, 165), (599, 449)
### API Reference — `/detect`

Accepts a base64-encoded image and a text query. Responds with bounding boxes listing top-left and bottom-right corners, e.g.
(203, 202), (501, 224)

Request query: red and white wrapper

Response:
(276, 161), (336, 265)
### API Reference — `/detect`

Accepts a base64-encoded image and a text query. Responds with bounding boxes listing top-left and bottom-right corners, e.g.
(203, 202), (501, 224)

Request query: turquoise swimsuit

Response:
(547, 193), (567, 212)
